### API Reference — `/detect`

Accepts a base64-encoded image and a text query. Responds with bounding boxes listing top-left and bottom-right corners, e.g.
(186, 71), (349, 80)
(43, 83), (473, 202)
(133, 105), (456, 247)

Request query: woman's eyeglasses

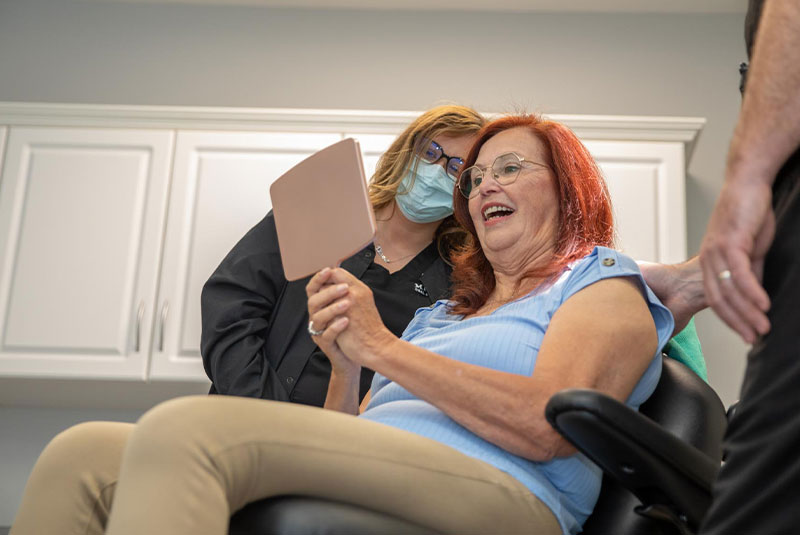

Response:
(415, 138), (464, 180)
(458, 152), (551, 199)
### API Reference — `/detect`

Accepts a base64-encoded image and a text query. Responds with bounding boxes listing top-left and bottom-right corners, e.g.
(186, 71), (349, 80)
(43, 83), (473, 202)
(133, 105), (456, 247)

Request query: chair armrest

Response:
(545, 389), (719, 530)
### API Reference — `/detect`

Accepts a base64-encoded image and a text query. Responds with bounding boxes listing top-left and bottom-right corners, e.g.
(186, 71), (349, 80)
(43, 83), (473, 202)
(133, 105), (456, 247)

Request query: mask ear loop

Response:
(739, 62), (749, 95)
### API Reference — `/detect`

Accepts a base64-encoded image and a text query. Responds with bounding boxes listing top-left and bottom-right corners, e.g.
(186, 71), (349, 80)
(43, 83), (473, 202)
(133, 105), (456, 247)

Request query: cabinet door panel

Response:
(0, 127), (173, 378)
(151, 131), (342, 380)
(585, 141), (686, 263)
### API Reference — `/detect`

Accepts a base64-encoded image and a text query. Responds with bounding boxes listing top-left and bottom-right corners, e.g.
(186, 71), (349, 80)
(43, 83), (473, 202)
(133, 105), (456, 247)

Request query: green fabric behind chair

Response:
(664, 317), (707, 381)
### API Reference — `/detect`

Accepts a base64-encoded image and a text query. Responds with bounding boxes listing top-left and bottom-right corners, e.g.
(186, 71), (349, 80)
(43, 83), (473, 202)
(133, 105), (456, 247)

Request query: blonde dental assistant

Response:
(200, 105), (483, 406)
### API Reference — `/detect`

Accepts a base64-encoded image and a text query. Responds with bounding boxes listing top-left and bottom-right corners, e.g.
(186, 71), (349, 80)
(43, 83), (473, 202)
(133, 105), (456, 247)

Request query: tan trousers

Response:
(11, 395), (561, 535)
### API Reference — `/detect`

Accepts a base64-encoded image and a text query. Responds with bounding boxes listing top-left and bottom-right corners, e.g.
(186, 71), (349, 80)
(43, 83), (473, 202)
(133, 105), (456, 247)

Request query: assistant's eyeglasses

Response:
(415, 138), (465, 180)
(458, 152), (551, 199)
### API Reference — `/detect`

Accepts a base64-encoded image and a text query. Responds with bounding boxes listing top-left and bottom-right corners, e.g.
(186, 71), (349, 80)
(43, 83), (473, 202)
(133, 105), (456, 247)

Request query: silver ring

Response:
(307, 320), (324, 337)
(718, 269), (732, 281)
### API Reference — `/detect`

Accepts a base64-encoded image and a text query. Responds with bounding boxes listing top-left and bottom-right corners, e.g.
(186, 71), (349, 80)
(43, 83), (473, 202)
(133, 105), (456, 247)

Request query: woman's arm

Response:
(323, 368), (361, 415)
(323, 376), (371, 415)
(311, 268), (658, 462)
(200, 213), (288, 399)
(639, 257), (706, 335)
(307, 274), (363, 415)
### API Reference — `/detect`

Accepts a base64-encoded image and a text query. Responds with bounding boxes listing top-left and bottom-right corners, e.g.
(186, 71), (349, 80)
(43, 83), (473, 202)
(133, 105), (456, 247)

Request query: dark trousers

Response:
(699, 153), (800, 535)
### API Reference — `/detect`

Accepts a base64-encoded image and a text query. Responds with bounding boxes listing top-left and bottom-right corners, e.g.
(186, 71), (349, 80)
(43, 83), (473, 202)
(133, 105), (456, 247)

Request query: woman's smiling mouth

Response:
(482, 203), (516, 223)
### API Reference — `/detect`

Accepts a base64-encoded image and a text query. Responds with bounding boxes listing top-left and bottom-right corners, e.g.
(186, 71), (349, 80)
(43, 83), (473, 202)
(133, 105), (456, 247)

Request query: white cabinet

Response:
(585, 140), (687, 263)
(151, 131), (341, 380)
(0, 126), (343, 382)
(0, 127), (174, 379)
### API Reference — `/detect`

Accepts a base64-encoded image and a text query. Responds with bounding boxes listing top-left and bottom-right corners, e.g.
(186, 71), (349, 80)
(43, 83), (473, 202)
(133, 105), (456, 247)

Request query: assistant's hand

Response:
(639, 257), (706, 336)
(699, 175), (774, 344)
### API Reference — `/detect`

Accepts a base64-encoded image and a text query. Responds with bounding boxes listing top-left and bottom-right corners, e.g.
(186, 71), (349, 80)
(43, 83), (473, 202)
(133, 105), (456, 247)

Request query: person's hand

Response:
(306, 267), (395, 369)
(305, 268), (359, 376)
(321, 268), (396, 365)
(699, 175), (774, 344)
(639, 257), (706, 336)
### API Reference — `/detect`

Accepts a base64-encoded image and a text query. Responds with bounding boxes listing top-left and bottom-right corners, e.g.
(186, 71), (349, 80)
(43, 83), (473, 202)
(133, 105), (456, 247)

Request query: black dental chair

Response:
(229, 356), (727, 535)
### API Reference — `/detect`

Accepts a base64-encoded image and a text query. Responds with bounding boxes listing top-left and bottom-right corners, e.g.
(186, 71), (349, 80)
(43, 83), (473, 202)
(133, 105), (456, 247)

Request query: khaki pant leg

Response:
(10, 421), (133, 535)
(105, 395), (560, 535)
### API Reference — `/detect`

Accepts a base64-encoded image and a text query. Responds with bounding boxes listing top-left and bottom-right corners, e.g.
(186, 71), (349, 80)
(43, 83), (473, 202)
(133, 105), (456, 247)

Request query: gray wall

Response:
(0, 0), (750, 526)
(0, 407), (142, 525)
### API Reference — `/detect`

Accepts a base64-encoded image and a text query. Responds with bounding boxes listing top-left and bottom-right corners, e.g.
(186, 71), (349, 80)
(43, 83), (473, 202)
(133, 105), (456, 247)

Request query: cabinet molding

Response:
(0, 102), (705, 160)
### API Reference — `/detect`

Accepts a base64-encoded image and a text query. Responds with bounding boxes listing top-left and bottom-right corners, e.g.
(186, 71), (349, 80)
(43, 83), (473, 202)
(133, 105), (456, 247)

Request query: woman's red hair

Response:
(449, 114), (614, 316)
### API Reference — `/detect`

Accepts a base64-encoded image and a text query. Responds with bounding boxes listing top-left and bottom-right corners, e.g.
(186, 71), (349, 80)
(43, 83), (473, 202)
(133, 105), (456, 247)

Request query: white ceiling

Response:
(88, 0), (748, 14)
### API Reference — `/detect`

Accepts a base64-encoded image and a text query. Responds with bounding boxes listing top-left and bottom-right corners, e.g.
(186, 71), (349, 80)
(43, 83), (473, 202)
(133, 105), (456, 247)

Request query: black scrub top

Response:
(290, 242), (441, 406)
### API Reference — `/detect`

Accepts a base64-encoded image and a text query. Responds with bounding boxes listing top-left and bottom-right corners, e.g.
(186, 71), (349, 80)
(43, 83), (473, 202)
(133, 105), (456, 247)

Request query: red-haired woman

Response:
(12, 116), (674, 535)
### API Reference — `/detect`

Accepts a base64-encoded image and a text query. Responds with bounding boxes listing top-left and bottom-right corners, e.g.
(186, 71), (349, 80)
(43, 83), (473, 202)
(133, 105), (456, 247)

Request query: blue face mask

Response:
(395, 158), (456, 223)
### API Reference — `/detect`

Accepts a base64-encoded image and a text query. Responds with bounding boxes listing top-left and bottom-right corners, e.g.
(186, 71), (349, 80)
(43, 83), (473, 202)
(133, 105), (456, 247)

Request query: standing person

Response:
(698, 0), (800, 533)
(201, 105), (484, 406)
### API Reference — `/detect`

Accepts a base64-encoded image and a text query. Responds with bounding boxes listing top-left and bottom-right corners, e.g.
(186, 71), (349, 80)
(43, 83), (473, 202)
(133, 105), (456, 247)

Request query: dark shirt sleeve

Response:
(200, 212), (289, 400)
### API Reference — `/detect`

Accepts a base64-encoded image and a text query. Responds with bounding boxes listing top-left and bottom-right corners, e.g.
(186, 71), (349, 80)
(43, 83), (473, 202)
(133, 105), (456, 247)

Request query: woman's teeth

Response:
(483, 205), (515, 221)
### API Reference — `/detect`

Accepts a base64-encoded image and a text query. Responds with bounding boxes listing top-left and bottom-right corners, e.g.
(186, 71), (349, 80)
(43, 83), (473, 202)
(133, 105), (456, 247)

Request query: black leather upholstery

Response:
(229, 496), (439, 535)
(546, 357), (727, 535)
(229, 356), (726, 535)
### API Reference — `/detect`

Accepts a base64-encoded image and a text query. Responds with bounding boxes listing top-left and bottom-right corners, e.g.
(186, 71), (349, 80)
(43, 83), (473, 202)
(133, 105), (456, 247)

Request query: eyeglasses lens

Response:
(446, 158), (464, 180)
(458, 153), (523, 198)
(494, 153), (523, 181)
(418, 139), (442, 163)
(458, 168), (479, 198)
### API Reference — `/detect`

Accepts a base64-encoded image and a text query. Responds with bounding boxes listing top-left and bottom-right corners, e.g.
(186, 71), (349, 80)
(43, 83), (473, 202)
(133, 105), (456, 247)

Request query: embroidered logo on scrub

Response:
(414, 282), (429, 297)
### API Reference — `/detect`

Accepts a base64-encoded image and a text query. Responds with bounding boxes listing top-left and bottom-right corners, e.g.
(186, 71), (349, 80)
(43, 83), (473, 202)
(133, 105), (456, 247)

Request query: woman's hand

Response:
(639, 257), (707, 335)
(323, 268), (397, 364)
(306, 267), (396, 414)
(306, 267), (396, 369)
(306, 268), (358, 377)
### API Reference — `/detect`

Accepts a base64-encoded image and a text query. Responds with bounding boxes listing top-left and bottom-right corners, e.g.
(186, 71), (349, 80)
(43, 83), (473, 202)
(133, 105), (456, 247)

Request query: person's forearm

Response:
(365, 336), (566, 461)
(638, 257), (707, 335)
(323, 369), (361, 415)
(352, 278), (657, 462)
(728, 0), (800, 183)
(202, 345), (288, 399)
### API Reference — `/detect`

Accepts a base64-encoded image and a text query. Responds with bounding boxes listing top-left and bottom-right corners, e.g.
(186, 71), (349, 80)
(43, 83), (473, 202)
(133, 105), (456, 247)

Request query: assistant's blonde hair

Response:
(368, 105), (485, 211)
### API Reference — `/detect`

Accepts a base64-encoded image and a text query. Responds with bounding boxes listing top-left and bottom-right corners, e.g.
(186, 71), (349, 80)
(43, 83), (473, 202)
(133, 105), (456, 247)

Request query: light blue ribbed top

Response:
(359, 247), (674, 534)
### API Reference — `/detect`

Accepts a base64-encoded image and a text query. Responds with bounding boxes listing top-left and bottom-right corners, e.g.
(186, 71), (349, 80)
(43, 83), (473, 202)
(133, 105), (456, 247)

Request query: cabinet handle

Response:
(135, 301), (145, 352)
(159, 301), (169, 352)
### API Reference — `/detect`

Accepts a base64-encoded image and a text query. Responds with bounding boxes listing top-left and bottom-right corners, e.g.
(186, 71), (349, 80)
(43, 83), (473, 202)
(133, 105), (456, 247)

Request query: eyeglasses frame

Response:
(415, 137), (465, 181)
(458, 152), (551, 199)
